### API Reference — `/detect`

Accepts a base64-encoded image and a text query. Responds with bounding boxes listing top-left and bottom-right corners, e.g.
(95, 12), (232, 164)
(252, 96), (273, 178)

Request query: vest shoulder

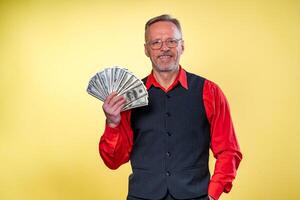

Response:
(141, 71), (213, 85)
(185, 71), (208, 82)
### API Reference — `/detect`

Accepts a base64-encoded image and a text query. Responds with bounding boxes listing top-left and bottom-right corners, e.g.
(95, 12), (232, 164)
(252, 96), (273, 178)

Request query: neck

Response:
(153, 67), (179, 90)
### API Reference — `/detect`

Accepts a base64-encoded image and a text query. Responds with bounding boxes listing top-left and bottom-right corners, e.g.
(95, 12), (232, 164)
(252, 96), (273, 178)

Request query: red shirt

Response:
(99, 67), (242, 200)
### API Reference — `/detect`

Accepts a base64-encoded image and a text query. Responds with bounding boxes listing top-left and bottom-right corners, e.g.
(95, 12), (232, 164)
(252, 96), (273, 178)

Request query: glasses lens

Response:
(166, 39), (178, 48)
(148, 39), (180, 50)
(150, 40), (162, 50)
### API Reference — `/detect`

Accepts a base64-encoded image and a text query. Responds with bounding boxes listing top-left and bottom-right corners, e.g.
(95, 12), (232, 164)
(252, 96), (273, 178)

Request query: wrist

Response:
(106, 119), (119, 128)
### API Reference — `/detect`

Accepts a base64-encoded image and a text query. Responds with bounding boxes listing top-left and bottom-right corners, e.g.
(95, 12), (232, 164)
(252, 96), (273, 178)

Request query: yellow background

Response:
(0, 0), (299, 199)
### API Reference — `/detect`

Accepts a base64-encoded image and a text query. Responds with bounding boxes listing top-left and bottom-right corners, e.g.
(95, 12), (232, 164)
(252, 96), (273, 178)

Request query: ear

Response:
(181, 40), (185, 53)
(144, 43), (150, 57)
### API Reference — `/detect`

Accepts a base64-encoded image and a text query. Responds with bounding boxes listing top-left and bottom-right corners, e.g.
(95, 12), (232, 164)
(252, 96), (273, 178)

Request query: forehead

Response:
(146, 21), (181, 41)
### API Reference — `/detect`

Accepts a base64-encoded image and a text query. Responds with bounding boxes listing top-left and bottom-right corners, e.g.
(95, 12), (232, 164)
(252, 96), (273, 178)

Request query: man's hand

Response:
(208, 195), (214, 200)
(102, 92), (127, 128)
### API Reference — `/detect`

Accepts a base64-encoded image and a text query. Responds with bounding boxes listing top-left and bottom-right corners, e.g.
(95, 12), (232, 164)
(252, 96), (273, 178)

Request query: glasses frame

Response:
(146, 38), (182, 50)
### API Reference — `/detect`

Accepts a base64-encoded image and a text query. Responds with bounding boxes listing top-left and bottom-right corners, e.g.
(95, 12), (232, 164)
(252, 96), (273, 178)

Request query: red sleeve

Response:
(203, 80), (243, 200)
(99, 110), (134, 170)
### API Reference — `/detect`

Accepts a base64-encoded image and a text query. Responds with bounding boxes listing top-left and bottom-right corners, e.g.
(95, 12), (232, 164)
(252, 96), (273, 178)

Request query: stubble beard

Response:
(151, 54), (180, 73)
(155, 63), (178, 72)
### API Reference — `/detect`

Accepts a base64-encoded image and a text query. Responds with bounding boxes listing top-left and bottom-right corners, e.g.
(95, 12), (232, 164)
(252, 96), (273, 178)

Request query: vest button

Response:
(166, 152), (171, 157)
(167, 131), (172, 136)
(166, 94), (171, 98)
(166, 171), (171, 176)
(166, 112), (171, 117)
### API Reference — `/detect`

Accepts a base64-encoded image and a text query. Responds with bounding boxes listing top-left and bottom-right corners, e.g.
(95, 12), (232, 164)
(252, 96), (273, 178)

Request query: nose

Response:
(161, 41), (170, 51)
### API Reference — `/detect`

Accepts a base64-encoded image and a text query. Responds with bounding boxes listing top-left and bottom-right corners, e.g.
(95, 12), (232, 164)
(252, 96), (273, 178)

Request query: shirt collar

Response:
(145, 66), (188, 92)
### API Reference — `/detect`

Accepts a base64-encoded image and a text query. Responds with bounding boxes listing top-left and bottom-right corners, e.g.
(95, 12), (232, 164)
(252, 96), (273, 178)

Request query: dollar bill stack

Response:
(87, 67), (149, 111)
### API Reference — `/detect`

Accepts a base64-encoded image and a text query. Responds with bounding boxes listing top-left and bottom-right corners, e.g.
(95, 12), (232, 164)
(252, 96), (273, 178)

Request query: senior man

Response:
(99, 14), (242, 200)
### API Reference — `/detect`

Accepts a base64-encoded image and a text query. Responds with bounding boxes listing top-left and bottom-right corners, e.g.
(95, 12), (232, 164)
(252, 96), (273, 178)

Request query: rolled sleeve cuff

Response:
(208, 181), (224, 200)
(105, 123), (120, 133)
(103, 123), (121, 146)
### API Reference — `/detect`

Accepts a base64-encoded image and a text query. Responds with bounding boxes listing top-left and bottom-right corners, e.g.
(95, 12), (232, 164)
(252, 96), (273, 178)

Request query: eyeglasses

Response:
(146, 38), (182, 50)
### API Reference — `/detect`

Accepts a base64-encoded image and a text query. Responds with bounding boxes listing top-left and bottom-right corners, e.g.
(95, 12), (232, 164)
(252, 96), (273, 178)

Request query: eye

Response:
(151, 40), (161, 45)
(168, 39), (177, 44)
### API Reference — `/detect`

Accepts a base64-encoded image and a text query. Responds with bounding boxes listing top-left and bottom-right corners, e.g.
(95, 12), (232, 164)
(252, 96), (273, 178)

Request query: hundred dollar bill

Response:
(123, 96), (148, 110)
(119, 83), (148, 104)
(87, 66), (148, 110)
(87, 84), (105, 101)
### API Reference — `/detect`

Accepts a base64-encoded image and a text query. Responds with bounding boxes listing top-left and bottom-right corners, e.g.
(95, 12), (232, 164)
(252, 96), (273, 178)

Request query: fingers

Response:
(105, 92), (118, 105)
(102, 93), (126, 127)
(109, 95), (125, 108)
(113, 102), (126, 115)
(111, 97), (126, 113)
(103, 93), (126, 114)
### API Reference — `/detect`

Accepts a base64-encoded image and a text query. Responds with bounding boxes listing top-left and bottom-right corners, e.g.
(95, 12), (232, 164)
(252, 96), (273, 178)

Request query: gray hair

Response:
(145, 14), (182, 41)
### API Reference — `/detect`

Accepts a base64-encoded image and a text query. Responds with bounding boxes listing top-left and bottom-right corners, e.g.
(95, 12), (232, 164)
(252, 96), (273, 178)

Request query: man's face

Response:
(144, 21), (184, 72)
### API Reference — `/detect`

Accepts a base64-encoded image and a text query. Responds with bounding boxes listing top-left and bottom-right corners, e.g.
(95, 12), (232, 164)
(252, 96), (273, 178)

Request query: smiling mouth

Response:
(158, 55), (172, 59)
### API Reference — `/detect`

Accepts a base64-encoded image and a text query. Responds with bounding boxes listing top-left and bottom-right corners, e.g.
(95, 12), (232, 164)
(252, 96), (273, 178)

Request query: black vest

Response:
(129, 72), (211, 199)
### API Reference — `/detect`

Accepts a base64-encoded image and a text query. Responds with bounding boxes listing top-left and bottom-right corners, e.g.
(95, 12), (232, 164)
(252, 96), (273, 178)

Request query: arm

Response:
(99, 93), (134, 170)
(203, 80), (243, 200)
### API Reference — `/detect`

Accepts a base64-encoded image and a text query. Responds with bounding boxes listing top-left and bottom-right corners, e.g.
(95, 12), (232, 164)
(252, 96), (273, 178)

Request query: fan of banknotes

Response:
(87, 66), (148, 111)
